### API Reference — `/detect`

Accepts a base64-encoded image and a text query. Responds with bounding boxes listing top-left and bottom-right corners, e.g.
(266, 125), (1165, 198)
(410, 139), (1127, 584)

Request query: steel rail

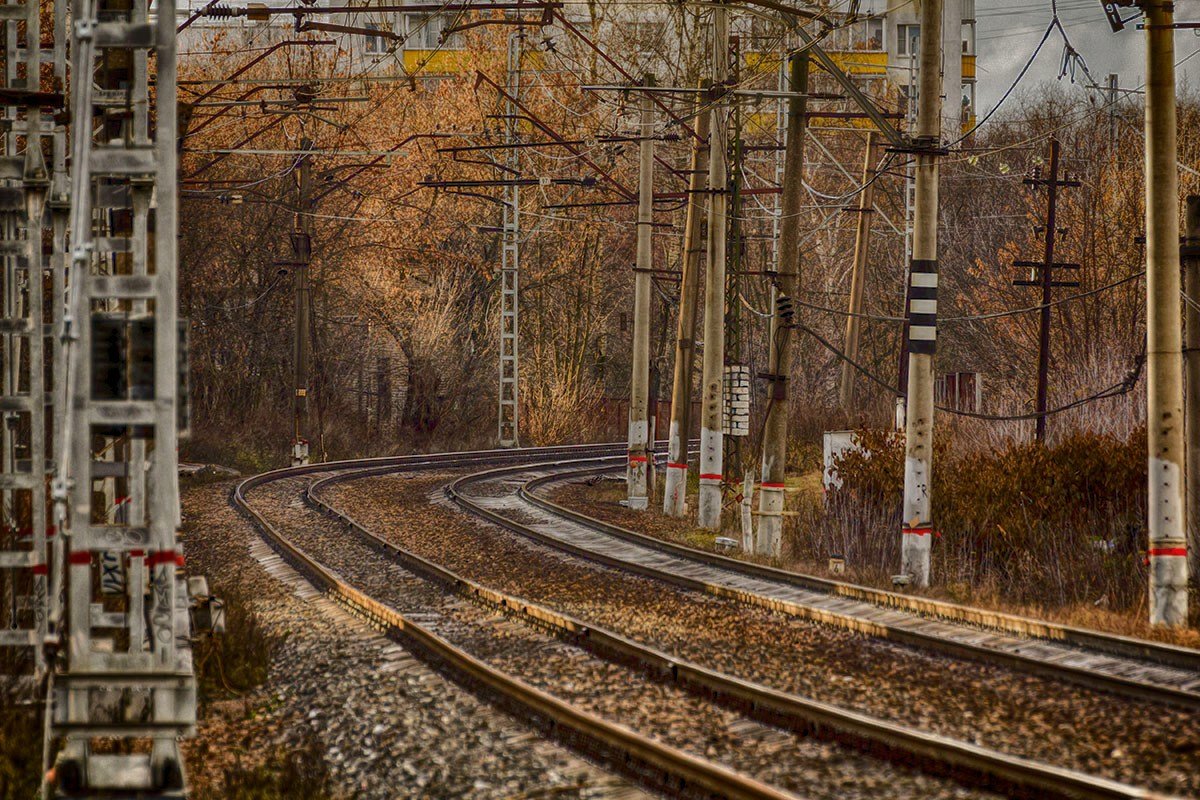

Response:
(441, 457), (1200, 712)
(232, 444), (800, 800)
(309, 462), (1178, 800)
(522, 461), (1200, 671)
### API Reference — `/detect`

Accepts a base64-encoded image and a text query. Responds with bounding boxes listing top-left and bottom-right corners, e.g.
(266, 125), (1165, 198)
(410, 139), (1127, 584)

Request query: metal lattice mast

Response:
(723, 35), (743, 491)
(0, 0), (54, 684)
(498, 31), (521, 447)
(769, 54), (786, 272)
(48, 0), (196, 791)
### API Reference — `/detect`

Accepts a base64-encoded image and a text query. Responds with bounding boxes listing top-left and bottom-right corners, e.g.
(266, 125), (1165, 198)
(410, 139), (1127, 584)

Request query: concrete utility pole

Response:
(698, 1), (730, 529)
(898, 0), (944, 587)
(1184, 196), (1200, 584)
(628, 74), (655, 510)
(756, 52), (808, 557)
(1143, 0), (1188, 626)
(663, 84), (710, 517)
(839, 130), (877, 413)
(292, 138), (314, 466)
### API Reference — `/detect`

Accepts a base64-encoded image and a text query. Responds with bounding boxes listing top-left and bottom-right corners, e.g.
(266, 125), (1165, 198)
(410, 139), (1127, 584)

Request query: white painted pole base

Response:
(900, 453), (932, 588)
(756, 482), (784, 557)
(698, 428), (722, 529)
(627, 456), (649, 511)
(291, 439), (309, 467)
(627, 419), (649, 511)
(1150, 547), (1189, 626)
(663, 464), (687, 516)
(900, 532), (931, 588)
(740, 469), (755, 552)
(1150, 456), (1189, 626)
(663, 422), (687, 516)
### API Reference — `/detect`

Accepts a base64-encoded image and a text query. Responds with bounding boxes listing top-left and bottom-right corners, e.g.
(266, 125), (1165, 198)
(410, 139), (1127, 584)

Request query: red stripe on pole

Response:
(761, 482), (786, 489)
(698, 473), (722, 481)
(130, 550), (144, 558)
(628, 455), (648, 463)
(31, 564), (48, 575)
(1149, 547), (1188, 557)
(666, 462), (688, 470)
(903, 526), (935, 536)
(68, 552), (91, 565)
(146, 550), (177, 567)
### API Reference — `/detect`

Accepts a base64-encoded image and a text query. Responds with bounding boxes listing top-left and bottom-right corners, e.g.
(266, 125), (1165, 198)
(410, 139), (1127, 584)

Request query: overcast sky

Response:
(975, 0), (1200, 112)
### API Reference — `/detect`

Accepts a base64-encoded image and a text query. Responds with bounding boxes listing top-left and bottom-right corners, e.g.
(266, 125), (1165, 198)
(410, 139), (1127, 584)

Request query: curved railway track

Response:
(236, 444), (803, 800)
(234, 445), (1191, 800)
(442, 454), (1200, 712)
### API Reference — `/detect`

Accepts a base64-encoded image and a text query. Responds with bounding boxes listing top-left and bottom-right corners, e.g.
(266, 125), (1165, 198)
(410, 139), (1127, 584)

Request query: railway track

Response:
(441, 454), (1200, 713)
(235, 445), (1189, 799)
(236, 444), (807, 800)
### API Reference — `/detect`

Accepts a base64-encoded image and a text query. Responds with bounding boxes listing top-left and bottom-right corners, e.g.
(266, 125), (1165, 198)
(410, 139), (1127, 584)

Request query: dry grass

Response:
(550, 435), (1200, 648)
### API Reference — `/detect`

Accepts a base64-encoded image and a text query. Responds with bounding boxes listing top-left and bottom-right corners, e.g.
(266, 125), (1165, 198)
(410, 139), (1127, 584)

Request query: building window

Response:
(962, 81), (976, 117)
(363, 22), (386, 55)
(864, 17), (884, 50)
(897, 23), (919, 56)
(826, 16), (884, 51)
(405, 13), (463, 50)
(962, 21), (975, 54)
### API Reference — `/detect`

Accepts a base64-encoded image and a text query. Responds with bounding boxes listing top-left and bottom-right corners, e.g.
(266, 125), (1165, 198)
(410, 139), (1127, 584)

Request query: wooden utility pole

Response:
(663, 84), (710, 517)
(698, 1), (730, 529)
(1033, 139), (1062, 442)
(899, 0), (944, 587)
(627, 75), (655, 510)
(292, 137), (313, 466)
(1014, 137), (1079, 442)
(1107, 73), (1120, 151)
(839, 130), (877, 413)
(756, 52), (808, 557)
(1143, 0), (1188, 626)
(1184, 196), (1200, 585)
